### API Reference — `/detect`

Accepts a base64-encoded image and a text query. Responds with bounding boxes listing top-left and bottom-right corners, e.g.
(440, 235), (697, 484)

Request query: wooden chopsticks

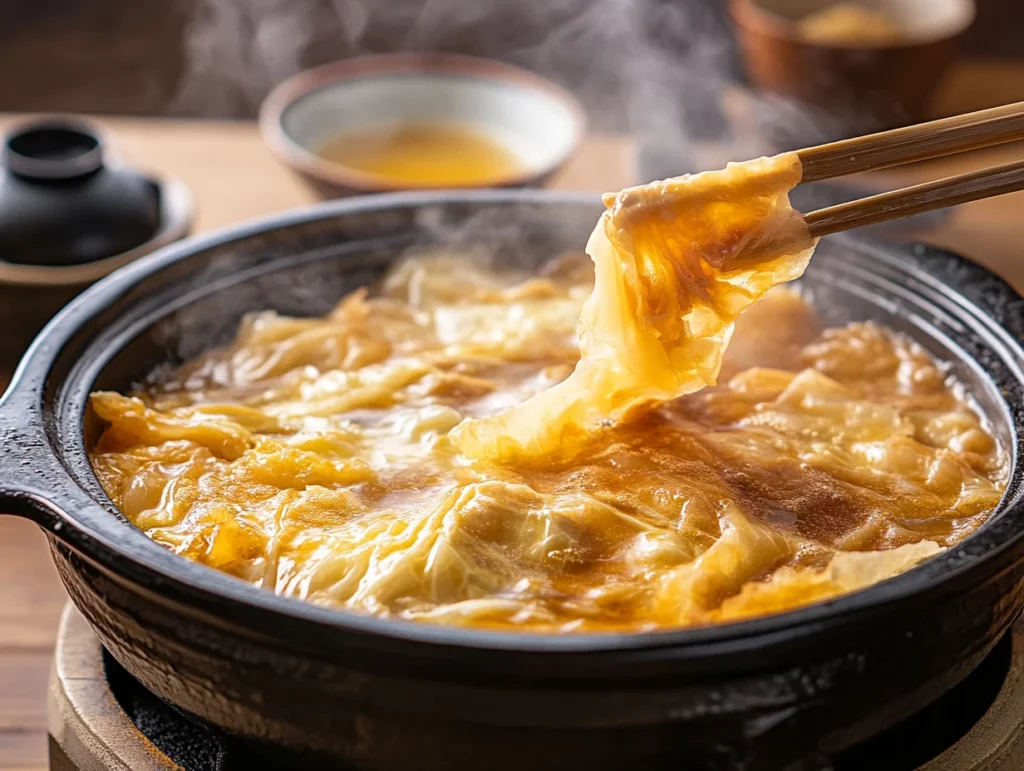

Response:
(797, 101), (1024, 183)
(805, 158), (1024, 238)
(795, 101), (1024, 239)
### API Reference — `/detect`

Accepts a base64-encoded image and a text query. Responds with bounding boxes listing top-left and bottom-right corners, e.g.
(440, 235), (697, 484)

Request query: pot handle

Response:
(0, 369), (79, 539)
(0, 483), (72, 533)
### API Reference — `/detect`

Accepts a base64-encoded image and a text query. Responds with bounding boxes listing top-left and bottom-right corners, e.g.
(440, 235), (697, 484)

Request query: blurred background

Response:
(2, 0), (1021, 189)
(2, 0), (1021, 119)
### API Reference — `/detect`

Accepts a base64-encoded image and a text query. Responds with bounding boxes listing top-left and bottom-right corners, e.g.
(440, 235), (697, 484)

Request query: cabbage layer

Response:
(88, 157), (1005, 633)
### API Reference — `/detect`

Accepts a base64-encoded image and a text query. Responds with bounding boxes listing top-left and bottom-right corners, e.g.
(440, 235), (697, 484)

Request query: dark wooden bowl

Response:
(729, 0), (975, 136)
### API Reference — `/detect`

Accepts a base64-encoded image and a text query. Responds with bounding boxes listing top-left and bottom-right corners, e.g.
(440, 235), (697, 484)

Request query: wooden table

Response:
(3, 62), (1024, 771)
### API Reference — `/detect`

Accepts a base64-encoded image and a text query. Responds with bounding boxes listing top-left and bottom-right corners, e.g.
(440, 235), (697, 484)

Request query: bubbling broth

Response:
(88, 155), (1005, 633)
(316, 122), (524, 187)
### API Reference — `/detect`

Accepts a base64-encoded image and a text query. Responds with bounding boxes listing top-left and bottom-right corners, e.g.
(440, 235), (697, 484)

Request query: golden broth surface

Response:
(316, 123), (524, 187)
(88, 156), (1005, 633)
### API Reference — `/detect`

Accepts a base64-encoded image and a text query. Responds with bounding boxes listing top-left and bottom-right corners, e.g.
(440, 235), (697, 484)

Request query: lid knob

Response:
(3, 121), (105, 181)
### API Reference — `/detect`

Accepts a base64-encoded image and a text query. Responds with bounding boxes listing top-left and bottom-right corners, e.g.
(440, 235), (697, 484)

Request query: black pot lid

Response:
(0, 177), (192, 287)
(0, 117), (193, 286)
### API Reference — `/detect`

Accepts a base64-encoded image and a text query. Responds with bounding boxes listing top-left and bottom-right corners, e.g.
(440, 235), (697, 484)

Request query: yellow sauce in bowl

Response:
(316, 123), (525, 187)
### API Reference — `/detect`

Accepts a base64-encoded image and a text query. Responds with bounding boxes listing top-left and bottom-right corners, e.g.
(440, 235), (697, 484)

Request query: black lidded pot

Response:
(0, 117), (191, 369)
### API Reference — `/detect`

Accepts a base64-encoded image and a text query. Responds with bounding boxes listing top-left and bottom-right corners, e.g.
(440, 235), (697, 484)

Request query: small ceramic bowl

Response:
(259, 53), (587, 197)
(729, 0), (975, 136)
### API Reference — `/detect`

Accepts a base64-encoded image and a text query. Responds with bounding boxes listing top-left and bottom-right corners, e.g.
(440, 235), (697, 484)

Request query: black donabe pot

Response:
(2, 191), (1024, 771)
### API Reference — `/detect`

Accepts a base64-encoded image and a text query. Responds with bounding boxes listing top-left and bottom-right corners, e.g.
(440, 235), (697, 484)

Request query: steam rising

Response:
(173, 0), (775, 174)
(160, 0), (864, 367)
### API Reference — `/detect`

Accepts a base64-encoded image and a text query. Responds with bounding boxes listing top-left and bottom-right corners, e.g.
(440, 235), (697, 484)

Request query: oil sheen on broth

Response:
(88, 153), (1005, 633)
(316, 122), (523, 187)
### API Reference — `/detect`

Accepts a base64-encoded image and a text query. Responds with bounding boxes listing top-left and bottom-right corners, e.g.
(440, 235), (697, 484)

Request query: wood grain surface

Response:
(2, 62), (1023, 771)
